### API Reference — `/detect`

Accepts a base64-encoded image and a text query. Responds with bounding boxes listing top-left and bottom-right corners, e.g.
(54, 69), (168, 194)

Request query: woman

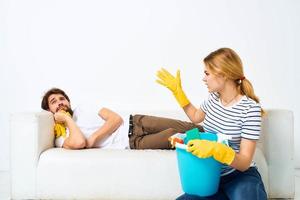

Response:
(156, 48), (267, 200)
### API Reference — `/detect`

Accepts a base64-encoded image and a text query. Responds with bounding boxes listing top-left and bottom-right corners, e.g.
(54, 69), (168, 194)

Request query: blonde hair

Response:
(203, 48), (265, 115)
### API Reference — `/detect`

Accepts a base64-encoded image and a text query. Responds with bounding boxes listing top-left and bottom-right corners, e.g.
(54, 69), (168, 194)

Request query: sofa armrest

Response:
(260, 109), (294, 198)
(10, 111), (54, 199)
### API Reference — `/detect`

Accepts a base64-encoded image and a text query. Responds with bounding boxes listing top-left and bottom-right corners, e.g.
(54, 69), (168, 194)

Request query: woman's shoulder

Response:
(240, 96), (261, 111)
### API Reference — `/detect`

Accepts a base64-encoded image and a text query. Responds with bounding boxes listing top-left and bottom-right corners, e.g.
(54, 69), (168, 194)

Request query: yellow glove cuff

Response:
(213, 143), (236, 165)
(174, 89), (190, 108)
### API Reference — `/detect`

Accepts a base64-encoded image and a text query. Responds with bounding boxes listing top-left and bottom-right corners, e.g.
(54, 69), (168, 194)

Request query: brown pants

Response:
(129, 114), (203, 149)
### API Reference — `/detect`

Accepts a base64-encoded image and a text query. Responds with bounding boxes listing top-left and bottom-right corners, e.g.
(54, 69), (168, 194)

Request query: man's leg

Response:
(131, 128), (176, 149)
(130, 115), (203, 149)
(132, 114), (203, 136)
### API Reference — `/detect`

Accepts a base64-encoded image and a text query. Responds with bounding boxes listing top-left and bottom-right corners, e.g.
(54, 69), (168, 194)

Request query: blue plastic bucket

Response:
(175, 132), (221, 197)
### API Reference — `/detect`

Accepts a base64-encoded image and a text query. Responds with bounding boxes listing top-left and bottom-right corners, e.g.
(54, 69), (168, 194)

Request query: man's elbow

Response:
(67, 139), (86, 149)
(114, 115), (123, 127)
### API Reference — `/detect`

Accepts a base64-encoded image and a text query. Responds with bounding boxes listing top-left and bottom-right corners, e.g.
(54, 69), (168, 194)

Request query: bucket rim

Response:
(175, 143), (187, 150)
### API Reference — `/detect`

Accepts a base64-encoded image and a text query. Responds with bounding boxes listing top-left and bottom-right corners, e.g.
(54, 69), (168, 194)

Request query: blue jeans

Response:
(176, 167), (267, 200)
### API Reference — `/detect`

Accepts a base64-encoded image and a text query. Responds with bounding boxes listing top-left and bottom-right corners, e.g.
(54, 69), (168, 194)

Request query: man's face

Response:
(47, 93), (71, 114)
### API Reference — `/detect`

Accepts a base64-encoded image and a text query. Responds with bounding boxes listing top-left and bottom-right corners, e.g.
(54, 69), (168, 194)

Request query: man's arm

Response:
(86, 107), (123, 148)
(54, 111), (86, 149)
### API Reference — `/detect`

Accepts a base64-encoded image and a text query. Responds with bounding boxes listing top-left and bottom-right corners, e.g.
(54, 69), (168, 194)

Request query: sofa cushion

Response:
(37, 148), (182, 200)
(36, 147), (268, 200)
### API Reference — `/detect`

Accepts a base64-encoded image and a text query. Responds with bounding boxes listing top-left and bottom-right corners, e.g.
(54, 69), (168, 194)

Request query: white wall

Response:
(1, 0), (299, 171)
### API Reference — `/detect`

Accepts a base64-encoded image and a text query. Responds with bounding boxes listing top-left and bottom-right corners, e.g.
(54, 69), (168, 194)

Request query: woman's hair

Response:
(41, 88), (70, 110)
(203, 48), (265, 115)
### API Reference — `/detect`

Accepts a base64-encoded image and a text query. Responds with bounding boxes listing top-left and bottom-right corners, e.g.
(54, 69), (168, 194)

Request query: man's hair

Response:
(41, 88), (70, 110)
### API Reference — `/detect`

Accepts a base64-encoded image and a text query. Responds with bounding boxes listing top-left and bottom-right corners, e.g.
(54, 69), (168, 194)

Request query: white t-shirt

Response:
(55, 106), (130, 149)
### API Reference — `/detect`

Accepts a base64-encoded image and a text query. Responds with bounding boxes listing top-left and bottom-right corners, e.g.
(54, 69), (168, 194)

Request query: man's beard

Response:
(56, 105), (74, 116)
(66, 107), (74, 116)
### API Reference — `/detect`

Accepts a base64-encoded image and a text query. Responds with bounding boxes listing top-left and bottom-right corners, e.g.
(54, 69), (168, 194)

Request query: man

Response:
(41, 88), (203, 150)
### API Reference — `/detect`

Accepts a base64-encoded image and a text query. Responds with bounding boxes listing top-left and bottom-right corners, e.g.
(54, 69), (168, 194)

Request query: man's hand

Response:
(156, 68), (190, 107)
(53, 111), (72, 138)
(54, 111), (71, 124)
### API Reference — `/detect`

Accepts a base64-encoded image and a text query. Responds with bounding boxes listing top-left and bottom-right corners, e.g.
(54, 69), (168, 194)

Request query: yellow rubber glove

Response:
(54, 123), (67, 138)
(187, 139), (235, 165)
(156, 68), (190, 107)
(54, 111), (71, 138)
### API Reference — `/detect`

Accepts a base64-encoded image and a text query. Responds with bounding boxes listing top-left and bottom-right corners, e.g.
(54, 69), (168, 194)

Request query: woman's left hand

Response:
(187, 139), (236, 165)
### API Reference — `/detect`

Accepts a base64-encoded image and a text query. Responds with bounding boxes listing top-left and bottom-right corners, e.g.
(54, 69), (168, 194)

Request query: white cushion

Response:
(37, 148), (182, 200)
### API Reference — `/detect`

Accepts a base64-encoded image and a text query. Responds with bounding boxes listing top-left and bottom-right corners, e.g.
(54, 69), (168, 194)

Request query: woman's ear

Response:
(217, 73), (227, 81)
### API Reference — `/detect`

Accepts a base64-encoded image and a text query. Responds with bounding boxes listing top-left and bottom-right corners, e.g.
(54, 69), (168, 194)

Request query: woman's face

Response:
(202, 65), (226, 93)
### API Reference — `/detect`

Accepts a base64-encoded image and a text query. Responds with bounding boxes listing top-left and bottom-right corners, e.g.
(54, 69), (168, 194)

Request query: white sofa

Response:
(10, 109), (294, 199)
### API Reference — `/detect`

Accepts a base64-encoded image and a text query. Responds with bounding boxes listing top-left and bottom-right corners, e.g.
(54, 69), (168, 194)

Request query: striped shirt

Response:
(200, 92), (262, 176)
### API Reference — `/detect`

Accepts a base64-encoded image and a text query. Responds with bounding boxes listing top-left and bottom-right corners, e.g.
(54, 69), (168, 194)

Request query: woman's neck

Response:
(219, 81), (240, 106)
